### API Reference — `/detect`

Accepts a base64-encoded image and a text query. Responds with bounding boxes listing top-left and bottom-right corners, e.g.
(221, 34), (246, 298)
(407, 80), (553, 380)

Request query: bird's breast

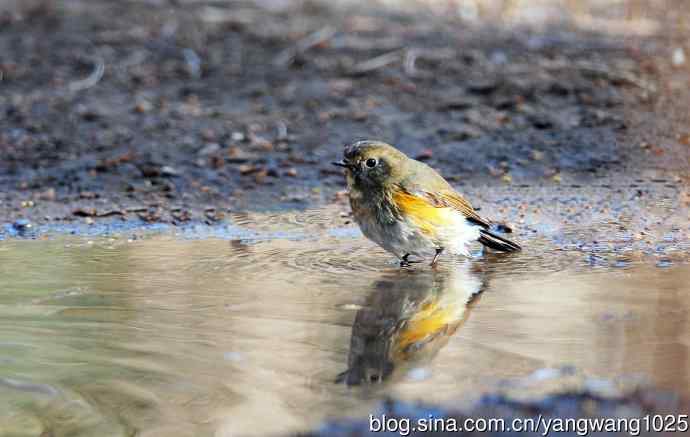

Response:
(349, 187), (399, 226)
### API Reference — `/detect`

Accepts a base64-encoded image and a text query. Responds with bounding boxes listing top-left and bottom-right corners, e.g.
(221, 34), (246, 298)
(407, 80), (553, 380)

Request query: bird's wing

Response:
(394, 184), (492, 229)
(428, 189), (492, 229)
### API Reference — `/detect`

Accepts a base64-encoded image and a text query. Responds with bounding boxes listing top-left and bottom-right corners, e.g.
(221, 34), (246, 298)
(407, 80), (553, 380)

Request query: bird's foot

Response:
(430, 247), (444, 267)
(400, 260), (420, 268)
(400, 254), (421, 268)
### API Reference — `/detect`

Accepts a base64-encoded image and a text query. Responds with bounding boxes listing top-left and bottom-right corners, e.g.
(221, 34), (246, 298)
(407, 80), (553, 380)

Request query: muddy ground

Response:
(2, 0), (689, 232)
(309, 368), (690, 436)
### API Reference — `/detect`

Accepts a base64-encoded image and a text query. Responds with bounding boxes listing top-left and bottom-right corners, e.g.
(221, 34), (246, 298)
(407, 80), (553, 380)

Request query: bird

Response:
(333, 140), (520, 267)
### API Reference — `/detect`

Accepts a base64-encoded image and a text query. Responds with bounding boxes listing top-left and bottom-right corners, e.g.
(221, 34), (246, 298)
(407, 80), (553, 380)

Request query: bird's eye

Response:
(365, 158), (377, 168)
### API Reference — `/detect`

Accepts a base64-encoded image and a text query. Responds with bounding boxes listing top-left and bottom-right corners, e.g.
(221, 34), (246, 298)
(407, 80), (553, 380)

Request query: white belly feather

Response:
(356, 207), (481, 259)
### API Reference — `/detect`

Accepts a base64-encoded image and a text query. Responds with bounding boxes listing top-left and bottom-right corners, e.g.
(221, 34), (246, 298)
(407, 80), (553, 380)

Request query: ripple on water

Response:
(228, 208), (344, 234)
(282, 244), (389, 275)
(175, 233), (390, 279)
(0, 378), (135, 437)
(246, 243), (387, 278)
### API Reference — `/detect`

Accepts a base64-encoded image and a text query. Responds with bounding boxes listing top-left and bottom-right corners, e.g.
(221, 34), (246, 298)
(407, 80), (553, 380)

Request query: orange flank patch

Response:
(397, 301), (453, 346)
(393, 299), (461, 361)
(392, 191), (456, 236)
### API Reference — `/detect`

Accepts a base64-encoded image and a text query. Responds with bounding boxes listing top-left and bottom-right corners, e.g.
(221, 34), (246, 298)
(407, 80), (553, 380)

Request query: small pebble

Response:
(198, 143), (221, 156)
(672, 47), (686, 67)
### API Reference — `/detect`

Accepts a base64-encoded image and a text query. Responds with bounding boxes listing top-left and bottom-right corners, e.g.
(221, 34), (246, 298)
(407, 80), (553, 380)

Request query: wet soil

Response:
(311, 387), (688, 436)
(2, 0), (690, 232)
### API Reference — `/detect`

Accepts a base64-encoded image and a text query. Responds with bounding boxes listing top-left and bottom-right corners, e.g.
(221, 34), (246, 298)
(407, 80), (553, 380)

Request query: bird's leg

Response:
(430, 247), (444, 267)
(400, 253), (421, 268)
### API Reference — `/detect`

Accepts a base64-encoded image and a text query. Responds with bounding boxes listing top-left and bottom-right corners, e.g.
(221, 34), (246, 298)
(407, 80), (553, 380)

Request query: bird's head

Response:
(333, 140), (408, 190)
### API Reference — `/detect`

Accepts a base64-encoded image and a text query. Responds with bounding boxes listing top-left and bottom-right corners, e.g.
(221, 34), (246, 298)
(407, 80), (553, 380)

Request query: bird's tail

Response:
(478, 229), (521, 252)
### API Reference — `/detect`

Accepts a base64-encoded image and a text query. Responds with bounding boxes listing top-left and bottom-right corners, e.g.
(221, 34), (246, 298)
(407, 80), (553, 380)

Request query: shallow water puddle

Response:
(0, 220), (689, 436)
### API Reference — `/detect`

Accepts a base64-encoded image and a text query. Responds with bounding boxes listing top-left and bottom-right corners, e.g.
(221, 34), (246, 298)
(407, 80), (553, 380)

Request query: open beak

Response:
(332, 159), (352, 169)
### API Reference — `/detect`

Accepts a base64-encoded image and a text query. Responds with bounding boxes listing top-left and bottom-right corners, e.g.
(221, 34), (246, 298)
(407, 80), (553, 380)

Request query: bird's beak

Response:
(332, 159), (352, 169)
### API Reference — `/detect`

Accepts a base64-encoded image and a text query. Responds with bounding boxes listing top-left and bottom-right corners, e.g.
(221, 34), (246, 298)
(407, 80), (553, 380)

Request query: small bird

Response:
(333, 140), (520, 267)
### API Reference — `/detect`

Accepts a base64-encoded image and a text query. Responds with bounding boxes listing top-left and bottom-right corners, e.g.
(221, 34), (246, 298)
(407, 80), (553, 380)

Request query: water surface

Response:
(1, 211), (689, 436)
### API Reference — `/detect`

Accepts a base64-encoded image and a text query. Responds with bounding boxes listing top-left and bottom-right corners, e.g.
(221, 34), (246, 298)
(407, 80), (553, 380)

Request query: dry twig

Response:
(403, 48), (455, 77)
(273, 26), (337, 67)
(350, 50), (402, 75)
(68, 55), (105, 92)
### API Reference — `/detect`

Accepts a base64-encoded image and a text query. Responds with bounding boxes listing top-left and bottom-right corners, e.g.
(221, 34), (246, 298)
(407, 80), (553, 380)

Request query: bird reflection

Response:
(336, 262), (487, 386)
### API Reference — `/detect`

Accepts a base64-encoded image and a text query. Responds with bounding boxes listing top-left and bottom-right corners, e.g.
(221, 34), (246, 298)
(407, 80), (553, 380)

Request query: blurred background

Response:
(1, 0), (689, 224)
